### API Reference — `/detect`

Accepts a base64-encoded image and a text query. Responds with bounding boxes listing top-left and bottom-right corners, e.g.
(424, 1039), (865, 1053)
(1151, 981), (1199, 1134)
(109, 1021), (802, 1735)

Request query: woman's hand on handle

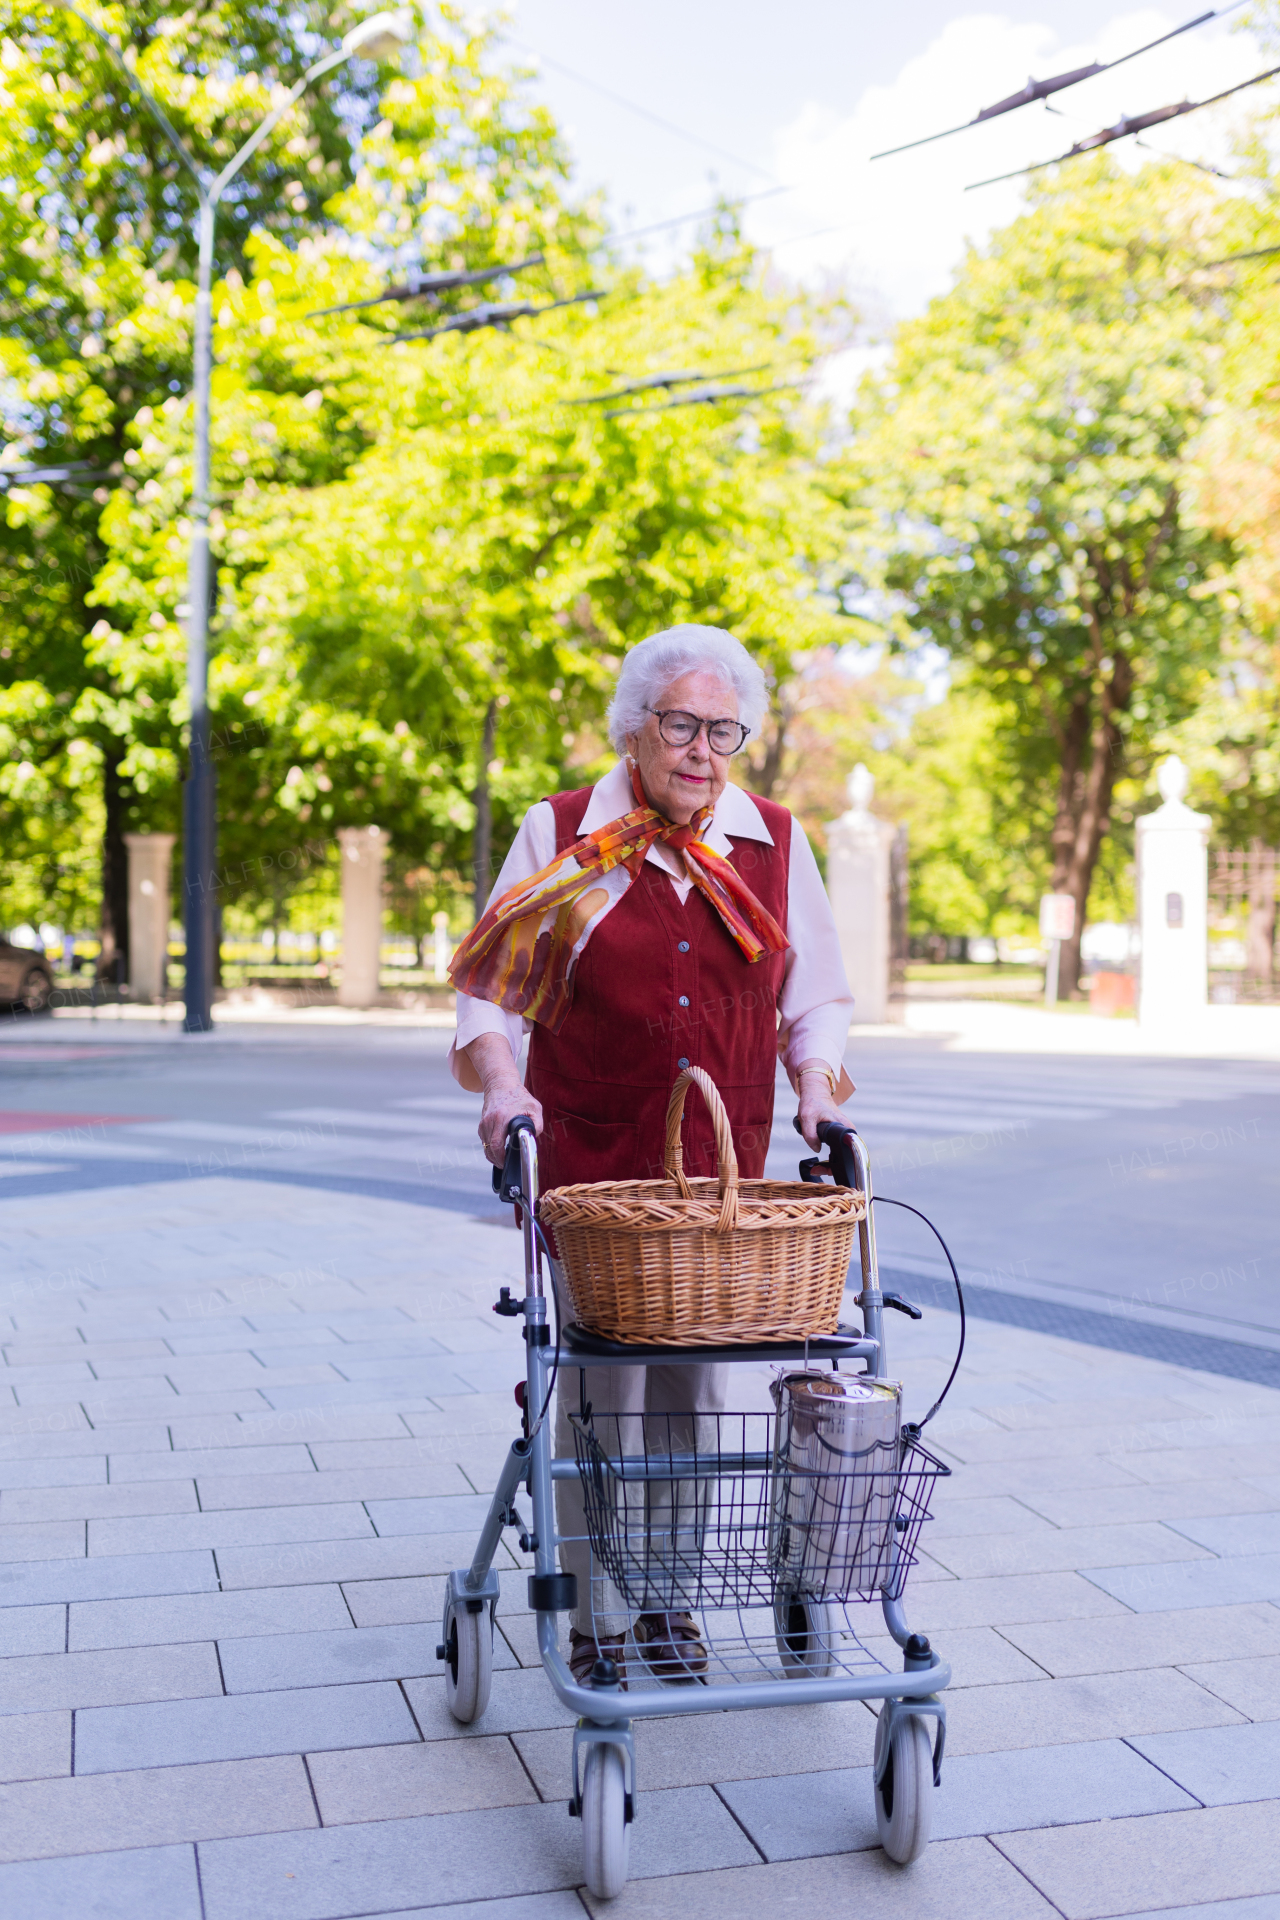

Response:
(796, 1058), (851, 1152)
(463, 1033), (545, 1166)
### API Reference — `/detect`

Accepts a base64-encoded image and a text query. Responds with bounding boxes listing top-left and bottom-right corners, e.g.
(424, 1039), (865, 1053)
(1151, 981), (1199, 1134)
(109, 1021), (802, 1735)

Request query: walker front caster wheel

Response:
(443, 1602), (493, 1724)
(774, 1588), (836, 1679)
(582, 1742), (631, 1899)
(874, 1707), (933, 1863)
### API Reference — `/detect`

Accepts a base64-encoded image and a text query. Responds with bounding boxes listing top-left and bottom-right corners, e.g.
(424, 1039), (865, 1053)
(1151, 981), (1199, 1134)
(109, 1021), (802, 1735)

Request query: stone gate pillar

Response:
(1136, 757), (1210, 1026)
(337, 826), (387, 1008)
(123, 833), (176, 1001)
(827, 765), (897, 1025)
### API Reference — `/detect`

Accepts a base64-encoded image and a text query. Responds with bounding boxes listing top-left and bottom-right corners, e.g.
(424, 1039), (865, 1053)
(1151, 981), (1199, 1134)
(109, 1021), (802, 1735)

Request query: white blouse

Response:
(450, 759), (854, 1091)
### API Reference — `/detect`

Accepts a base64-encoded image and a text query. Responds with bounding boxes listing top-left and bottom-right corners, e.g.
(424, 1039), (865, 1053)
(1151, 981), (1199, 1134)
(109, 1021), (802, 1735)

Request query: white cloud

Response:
(749, 9), (1272, 317)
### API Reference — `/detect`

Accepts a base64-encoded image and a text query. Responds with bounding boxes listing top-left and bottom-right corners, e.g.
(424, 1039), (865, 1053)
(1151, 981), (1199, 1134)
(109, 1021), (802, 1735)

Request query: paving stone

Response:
(0, 1548), (217, 1608)
(944, 1668), (1243, 1756)
(574, 1835), (1059, 1920)
(981, 1395), (1208, 1434)
(196, 1464), (465, 1510)
(0, 1711), (69, 1783)
(70, 1585), (354, 1651)
(341, 1575), (447, 1628)
(306, 1736), (536, 1822)
(218, 1622), (491, 1693)
(0, 1841), (201, 1919)
(0, 1641), (221, 1714)
(75, 1679), (418, 1773)
(722, 1732), (1195, 1859)
(924, 1521), (1210, 1581)
(1115, 1899), (1280, 1920)
(1129, 1722), (1280, 1805)
(924, 1495), (1054, 1539)
(1084, 1554), (1280, 1612)
(516, 1697), (876, 1798)
(0, 1755), (317, 1863)
(1179, 1653), (1280, 1720)
(88, 1502), (375, 1557)
(1, 1482), (199, 1523)
(860, 1624), (1046, 1687)
(0, 1456), (105, 1491)
(1018, 1481), (1279, 1530)
(109, 1444), (312, 1483)
(307, 1438), (449, 1471)
(364, 1495), (499, 1537)
(215, 1532), (516, 1591)
(1168, 1512), (1280, 1557)
(0, 1604), (65, 1656)
(0, 1425), (163, 1462)
(995, 1799), (1280, 1919)
(368, 1898), (587, 1920)
(170, 1407), (412, 1450)
(1001, 1605), (1280, 1678)
(198, 1787), (756, 1919)
(0, 1520), (85, 1563)
(898, 1571), (1130, 1633)
(405, 1667), (576, 1739)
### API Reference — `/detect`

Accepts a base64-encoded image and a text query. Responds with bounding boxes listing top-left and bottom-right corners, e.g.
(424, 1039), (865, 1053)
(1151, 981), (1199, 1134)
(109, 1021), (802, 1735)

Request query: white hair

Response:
(606, 625), (769, 753)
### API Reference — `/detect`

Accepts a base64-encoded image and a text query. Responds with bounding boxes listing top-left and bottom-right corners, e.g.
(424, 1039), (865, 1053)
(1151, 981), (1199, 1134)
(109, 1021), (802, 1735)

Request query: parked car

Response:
(0, 939), (53, 1012)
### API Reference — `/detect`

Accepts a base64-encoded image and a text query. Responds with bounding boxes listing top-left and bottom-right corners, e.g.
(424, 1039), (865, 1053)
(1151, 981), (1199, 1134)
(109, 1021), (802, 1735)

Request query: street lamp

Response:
(53, 5), (413, 1031)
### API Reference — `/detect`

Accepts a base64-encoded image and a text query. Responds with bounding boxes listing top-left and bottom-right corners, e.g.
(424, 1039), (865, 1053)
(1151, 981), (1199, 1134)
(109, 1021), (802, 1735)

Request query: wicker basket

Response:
(537, 1066), (863, 1345)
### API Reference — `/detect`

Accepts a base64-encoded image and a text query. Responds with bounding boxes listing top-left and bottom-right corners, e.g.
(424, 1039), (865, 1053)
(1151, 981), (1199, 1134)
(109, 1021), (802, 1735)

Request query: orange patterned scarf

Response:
(449, 768), (790, 1033)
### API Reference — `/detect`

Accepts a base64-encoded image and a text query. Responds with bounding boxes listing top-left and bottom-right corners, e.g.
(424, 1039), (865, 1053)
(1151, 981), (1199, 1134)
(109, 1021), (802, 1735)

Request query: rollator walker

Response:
(436, 1116), (952, 1899)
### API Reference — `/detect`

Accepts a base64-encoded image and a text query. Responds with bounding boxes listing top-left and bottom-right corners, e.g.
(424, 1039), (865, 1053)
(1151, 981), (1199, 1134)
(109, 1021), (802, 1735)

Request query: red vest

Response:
(527, 787), (792, 1190)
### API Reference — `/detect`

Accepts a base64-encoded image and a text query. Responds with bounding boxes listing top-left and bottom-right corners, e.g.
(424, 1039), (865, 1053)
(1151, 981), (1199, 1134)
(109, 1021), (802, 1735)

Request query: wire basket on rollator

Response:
(570, 1408), (950, 1612)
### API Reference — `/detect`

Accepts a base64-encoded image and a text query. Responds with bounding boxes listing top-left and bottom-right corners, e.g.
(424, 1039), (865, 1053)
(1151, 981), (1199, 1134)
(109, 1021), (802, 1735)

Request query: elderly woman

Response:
(450, 624), (854, 1686)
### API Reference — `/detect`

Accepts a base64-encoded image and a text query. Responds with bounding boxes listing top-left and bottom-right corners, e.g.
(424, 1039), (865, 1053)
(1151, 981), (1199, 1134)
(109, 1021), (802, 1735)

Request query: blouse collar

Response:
(575, 759), (776, 856)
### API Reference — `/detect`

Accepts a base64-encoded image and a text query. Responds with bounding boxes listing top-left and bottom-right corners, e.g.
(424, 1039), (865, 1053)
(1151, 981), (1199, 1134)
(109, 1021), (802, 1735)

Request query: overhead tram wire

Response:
(502, 35), (778, 184)
(964, 61), (1280, 190)
(381, 288), (604, 347)
(306, 255), (546, 320)
(871, 2), (1246, 159)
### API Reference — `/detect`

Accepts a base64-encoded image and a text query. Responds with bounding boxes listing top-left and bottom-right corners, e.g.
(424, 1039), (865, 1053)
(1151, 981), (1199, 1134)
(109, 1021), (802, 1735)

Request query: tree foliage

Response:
(851, 160), (1242, 986)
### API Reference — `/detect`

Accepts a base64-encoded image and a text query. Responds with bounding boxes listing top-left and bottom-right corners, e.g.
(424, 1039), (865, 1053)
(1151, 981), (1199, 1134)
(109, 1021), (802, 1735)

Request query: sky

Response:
(506, 1), (1275, 319)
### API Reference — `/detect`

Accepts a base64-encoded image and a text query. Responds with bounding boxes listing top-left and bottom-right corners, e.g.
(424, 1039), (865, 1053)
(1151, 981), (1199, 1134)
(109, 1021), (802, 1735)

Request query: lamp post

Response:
(53, 5), (413, 1031)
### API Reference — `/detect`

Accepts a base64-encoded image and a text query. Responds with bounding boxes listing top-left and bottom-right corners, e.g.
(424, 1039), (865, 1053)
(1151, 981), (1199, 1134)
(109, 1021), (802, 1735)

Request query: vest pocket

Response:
(544, 1110), (643, 1188)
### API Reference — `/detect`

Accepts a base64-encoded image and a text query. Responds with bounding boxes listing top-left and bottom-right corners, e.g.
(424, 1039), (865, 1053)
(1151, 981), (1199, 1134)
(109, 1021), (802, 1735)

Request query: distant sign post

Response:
(1039, 892), (1076, 1006)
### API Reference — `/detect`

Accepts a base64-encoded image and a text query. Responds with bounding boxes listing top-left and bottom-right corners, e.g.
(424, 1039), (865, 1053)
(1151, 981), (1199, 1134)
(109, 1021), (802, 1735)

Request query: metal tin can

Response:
(768, 1372), (902, 1599)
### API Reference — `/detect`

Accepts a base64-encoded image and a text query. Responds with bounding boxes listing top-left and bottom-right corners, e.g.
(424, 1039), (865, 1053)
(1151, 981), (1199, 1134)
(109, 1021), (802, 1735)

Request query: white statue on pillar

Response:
(827, 764), (896, 1024)
(1136, 756), (1210, 1025)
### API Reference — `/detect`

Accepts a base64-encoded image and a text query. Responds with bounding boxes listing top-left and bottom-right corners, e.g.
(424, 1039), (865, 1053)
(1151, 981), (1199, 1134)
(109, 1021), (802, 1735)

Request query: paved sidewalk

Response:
(0, 1169), (1278, 1918)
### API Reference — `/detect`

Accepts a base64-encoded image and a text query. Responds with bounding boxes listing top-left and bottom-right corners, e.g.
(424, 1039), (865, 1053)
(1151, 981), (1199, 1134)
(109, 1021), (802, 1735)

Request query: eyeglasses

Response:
(648, 709), (750, 756)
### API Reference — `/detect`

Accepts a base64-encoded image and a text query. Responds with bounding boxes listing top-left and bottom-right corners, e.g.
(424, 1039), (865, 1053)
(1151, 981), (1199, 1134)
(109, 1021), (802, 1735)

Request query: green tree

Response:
(0, 1), (579, 963)
(852, 160), (1242, 992)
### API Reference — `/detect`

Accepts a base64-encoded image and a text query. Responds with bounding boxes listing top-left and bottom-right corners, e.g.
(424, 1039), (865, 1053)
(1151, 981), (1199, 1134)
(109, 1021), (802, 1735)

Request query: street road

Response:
(1, 1017), (1276, 1354)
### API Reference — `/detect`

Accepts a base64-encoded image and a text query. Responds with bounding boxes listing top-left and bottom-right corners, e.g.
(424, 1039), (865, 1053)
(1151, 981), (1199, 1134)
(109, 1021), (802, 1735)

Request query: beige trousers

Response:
(554, 1361), (728, 1635)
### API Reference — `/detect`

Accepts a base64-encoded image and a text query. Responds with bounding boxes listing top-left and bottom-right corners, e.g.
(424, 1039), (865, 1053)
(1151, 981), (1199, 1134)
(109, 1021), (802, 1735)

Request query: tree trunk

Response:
(1053, 658), (1132, 998)
(1049, 697), (1090, 893)
(472, 698), (498, 922)
(98, 744), (129, 987)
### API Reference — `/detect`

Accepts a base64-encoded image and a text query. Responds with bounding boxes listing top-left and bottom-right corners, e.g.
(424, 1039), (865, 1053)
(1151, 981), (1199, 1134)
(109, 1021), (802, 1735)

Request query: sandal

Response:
(569, 1628), (628, 1689)
(634, 1609), (707, 1679)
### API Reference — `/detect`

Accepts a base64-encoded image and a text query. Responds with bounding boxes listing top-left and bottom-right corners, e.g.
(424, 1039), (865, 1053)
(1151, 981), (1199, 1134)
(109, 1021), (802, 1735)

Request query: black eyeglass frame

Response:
(647, 708), (751, 756)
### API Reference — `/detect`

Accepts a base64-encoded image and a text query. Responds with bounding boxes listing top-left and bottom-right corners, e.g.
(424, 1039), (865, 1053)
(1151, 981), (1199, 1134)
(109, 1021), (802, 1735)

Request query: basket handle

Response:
(663, 1066), (739, 1232)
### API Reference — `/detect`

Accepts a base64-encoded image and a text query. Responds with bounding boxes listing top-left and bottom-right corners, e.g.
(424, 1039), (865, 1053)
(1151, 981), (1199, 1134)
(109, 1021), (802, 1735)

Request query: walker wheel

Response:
(443, 1602), (493, 1724)
(874, 1707), (933, 1863)
(774, 1588), (836, 1679)
(581, 1741), (631, 1899)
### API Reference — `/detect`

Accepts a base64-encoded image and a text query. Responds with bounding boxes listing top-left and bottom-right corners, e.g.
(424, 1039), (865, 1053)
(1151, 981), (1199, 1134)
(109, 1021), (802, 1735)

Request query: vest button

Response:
(677, 941), (690, 953)
(678, 995), (690, 1007)
(677, 1056), (690, 1070)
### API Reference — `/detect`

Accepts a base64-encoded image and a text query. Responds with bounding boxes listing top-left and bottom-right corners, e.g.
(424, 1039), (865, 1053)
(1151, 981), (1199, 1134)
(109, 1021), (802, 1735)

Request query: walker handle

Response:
(493, 1114), (537, 1203)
